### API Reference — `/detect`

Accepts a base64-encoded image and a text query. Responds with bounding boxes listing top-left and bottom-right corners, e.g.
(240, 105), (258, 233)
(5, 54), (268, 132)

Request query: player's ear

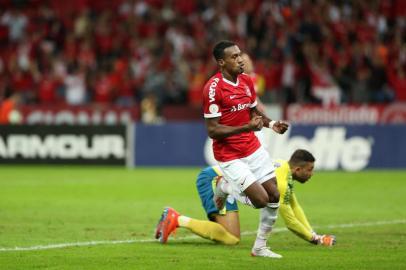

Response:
(293, 166), (301, 174)
(218, 59), (225, 67)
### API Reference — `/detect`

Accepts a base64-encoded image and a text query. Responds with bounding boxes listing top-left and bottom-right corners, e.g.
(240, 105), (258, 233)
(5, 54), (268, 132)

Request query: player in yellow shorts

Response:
(155, 149), (335, 247)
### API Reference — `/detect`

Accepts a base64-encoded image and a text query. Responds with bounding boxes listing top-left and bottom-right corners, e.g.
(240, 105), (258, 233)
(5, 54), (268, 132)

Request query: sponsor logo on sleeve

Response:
(208, 78), (220, 103)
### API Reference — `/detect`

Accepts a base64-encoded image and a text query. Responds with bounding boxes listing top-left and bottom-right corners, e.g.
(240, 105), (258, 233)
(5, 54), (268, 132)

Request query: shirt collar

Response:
(222, 76), (239, 87)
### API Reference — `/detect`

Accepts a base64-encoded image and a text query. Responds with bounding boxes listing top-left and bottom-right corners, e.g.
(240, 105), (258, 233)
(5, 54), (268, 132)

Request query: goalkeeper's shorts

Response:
(196, 166), (238, 221)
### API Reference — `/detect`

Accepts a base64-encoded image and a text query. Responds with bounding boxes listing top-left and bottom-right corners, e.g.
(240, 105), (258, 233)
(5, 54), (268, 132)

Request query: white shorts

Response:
(218, 146), (276, 194)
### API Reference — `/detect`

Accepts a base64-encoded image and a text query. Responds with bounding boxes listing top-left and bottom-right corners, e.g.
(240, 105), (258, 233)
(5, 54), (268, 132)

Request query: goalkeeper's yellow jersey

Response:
(275, 159), (314, 242)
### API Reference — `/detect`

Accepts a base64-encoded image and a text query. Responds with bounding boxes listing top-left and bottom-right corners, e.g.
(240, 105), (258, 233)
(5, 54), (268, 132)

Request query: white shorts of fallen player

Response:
(218, 146), (276, 195)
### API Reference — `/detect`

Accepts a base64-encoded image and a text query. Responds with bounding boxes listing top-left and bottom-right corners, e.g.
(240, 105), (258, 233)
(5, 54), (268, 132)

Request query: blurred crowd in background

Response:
(1, 0), (406, 121)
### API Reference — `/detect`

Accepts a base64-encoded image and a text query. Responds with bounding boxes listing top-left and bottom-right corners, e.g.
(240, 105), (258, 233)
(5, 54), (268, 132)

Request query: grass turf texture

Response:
(0, 167), (405, 269)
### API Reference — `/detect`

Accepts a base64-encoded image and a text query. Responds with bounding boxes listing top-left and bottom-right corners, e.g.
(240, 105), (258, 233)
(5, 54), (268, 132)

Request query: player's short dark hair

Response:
(212, 40), (236, 61)
(289, 149), (315, 166)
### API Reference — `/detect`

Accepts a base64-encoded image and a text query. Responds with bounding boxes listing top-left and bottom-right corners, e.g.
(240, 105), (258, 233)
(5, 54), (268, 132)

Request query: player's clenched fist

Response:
(272, 120), (289, 134)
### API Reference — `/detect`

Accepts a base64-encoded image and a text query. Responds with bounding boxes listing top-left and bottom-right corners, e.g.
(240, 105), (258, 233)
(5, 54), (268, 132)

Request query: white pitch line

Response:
(0, 219), (405, 252)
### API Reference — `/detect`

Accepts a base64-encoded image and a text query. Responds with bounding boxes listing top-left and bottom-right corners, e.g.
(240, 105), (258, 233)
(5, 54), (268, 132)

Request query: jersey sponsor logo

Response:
(267, 127), (373, 171)
(209, 104), (219, 114)
(230, 95), (236, 99)
(0, 134), (125, 159)
(230, 103), (251, 112)
(208, 78), (220, 103)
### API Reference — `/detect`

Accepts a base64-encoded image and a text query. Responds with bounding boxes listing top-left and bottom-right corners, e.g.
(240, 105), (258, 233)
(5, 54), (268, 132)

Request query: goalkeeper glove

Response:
(311, 233), (336, 246)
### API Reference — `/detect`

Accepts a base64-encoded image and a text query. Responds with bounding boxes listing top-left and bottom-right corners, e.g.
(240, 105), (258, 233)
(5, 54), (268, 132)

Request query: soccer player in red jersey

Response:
(202, 41), (289, 258)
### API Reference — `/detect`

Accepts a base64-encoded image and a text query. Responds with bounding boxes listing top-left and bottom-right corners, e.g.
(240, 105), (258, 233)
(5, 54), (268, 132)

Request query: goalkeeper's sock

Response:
(178, 216), (239, 245)
(253, 203), (279, 249)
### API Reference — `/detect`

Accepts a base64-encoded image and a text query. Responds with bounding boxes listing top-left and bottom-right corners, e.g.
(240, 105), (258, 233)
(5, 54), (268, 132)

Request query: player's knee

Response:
(252, 196), (269, 208)
(223, 235), (240, 245)
(228, 237), (240, 245)
(268, 190), (280, 203)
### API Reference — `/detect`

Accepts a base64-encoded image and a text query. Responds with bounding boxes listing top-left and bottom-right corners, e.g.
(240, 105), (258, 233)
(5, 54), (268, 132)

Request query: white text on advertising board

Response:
(267, 127), (372, 171)
(0, 135), (125, 159)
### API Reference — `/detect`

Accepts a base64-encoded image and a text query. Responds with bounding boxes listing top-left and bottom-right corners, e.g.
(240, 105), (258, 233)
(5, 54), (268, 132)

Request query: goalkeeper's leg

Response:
(155, 207), (240, 245)
(180, 212), (240, 245)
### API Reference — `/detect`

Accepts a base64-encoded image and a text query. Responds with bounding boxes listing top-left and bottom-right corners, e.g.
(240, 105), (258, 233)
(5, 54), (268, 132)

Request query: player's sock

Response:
(178, 216), (239, 245)
(178, 215), (192, 226)
(253, 203), (279, 249)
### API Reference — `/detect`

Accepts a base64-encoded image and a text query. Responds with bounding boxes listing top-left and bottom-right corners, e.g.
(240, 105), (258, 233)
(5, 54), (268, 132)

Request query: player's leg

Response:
(218, 159), (269, 208)
(217, 177), (282, 255)
(193, 169), (240, 244)
(155, 167), (240, 244)
(246, 147), (282, 258)
(180, 210), (240, 245)
(252, 180), (280, 255)
(211, 211), (240, 239)
(258, 177), (280, 247)
(155, 206), (239, 245)
(166, 211), (240, 245)
(261, 177), (279, 203)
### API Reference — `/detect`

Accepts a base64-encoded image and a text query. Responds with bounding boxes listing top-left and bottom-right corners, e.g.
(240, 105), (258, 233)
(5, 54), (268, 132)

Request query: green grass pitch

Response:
(0, 167), (405, 270)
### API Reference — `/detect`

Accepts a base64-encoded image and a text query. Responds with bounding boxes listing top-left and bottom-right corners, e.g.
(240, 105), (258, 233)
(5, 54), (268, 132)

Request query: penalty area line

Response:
(1, 219), (405, 252)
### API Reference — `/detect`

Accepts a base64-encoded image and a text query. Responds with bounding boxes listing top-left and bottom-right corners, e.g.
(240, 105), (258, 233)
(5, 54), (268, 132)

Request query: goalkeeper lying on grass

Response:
(155, 149), (335, 247)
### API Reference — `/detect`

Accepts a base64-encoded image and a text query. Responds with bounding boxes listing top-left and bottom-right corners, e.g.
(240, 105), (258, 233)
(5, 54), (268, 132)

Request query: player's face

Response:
(221, 46), (244, 75)
(292, 162), (314, 183)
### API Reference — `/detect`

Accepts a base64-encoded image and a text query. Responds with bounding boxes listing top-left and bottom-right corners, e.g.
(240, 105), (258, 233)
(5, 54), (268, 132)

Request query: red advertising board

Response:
(19, 105), (140, 125)
(285, 103), (406, 124)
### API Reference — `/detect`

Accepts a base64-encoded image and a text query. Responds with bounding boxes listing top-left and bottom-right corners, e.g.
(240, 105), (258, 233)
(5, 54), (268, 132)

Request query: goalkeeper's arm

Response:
(279, 203), (314, 241)
(279, 201), (336, 246)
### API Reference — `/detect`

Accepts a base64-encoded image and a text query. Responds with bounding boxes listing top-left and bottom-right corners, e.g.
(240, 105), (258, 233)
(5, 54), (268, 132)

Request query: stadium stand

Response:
(1, 0), (406, 122)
